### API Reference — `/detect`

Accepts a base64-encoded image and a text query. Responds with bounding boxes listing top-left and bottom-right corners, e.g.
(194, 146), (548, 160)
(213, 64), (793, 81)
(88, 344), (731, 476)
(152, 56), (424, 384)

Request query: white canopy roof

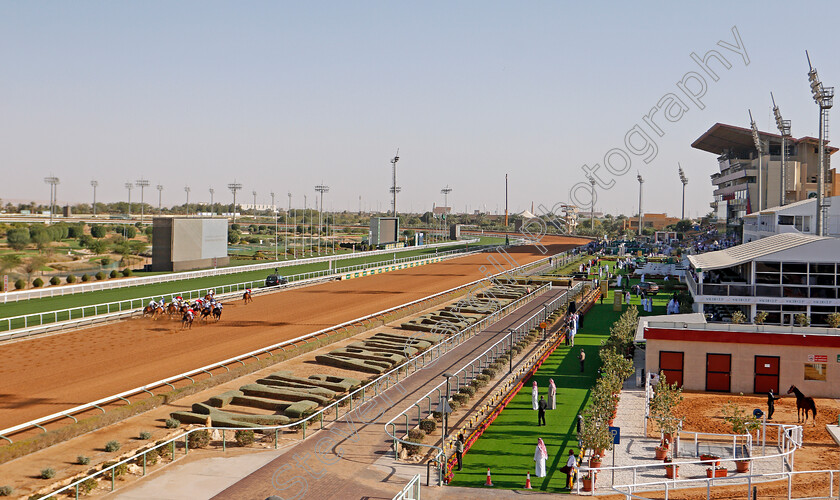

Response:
(687, 233), (830, 271)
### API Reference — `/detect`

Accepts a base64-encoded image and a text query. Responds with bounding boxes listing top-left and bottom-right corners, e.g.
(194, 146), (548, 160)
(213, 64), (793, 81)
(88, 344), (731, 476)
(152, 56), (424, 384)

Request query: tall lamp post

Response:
(749, 109), (765, 214)
(271, 191), (277, 261)
(136, 178), (149, 225)
(442, 373), (454, 440)
(390, 150), (400, 217)
(678, 164), (688, 220)
(156, 184), (163, 214)
(636, 173), (644, 236)
(315, 184), (329, 255)
(44, 176), (59, 224)
(287, 192), (293, 259)
(589, 176), (596, 230)
(90, 180), (98, 216)
(252, 190), (258, 221)
(209, 188), (215, 214)
(184, 186), (191, 215)
(124, 182), (133, 219)
(806, 51), (834, 236)
(771, 92), (791, 208)
(227, 181), (242, 223)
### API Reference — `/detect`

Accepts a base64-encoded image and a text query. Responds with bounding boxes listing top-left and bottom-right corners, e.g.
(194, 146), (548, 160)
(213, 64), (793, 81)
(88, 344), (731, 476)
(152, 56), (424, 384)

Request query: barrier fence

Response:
(40, 249), (570, 499)
(1, 239), (477, 303)
(0, 246), (479, 338)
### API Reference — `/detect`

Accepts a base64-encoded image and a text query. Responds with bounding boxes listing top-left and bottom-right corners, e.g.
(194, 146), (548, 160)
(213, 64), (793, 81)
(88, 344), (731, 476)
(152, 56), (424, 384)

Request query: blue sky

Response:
(1, 2), (837, 217)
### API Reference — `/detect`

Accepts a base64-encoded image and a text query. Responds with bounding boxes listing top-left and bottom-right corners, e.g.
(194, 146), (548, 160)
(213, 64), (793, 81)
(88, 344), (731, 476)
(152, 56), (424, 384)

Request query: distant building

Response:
(742, 196), (840, 242)
(623, 213), (680, 232)
(432, 206), (452, 216)
(692, 122), (839, 232)
(152, 218), (229, 272)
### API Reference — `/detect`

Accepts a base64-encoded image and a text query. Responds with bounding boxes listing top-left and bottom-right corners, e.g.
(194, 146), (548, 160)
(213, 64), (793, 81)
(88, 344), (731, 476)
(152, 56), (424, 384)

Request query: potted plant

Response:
(700, 454), (720, 467)
(706, 465), (727, 478)
(663, 457), (678, 479)
(579, 407), (614, 462)
(649, 373), (683, 458)
(582, 471), (595, 492)
(654, 439), (669, 460)
(589, 454), (603, 469)
(721, 398), (761, 474)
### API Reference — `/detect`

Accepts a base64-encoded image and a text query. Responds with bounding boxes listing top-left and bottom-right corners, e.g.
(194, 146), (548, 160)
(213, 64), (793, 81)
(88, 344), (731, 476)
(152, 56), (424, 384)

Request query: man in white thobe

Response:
(548, 379), (557, 410)
(531, 381), (539, 411)
(534, 438), (548, 477)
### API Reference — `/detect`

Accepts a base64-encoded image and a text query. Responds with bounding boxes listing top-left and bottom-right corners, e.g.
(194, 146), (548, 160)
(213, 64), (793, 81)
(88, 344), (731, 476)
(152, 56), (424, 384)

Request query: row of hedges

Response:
(10, 269), (134, 290)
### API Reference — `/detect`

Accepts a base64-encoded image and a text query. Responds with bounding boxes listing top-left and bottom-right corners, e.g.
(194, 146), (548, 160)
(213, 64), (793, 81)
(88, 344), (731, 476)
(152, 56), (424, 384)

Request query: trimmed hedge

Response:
(32, 278), (43, 288)
(109, 270), (118, 279)
(459, 386), (476, 397)
(404, 429), (425, 455)
(66, 274), (76, 283)
(419, 418), (436, 434)
(188, 430), (210, 448)
(81, 273), (90, 282)
(95, 271), (106, 281)
(451, 393), (469, 405)
(165, 418), (180, 429)
(49, 276), (60, 286)
(235, 430), (255, 447)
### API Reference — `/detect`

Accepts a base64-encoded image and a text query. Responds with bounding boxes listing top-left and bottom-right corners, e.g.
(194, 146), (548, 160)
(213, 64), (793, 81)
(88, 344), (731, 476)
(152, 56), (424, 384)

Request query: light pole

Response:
(771, 93), (791, 208)
(209, 188), (215, 214)
(807, 51), (834, 236)
(90, 180), (98, 216)
(156, 185), (163, 214)
(441, 185), (452, 210)
(304, 194), (308, 256)
(124, 182), (133, 219)
(252, 190), (258, 221)
(315, 184), (329, 255)
(589, 176), (596, 230)
(678, 164), (688, 220)
(271, 192), (277, 261)
(442, 372), (454, 440)
(287, 192), (292, 259)
(184, 186), (191, 215)
(390, 150), (400, 217)
(637, 173), (644, 236)
(227, 181), (242, 223)
(44, 176), (59, 223)
(749, 109), (765, 214)
(136, 178), (149, 225)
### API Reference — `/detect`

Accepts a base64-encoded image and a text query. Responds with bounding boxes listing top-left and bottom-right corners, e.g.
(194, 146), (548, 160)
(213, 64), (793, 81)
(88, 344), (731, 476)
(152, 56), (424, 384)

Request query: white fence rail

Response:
(1, 239), (477, 303)
(0, 247), (478, 338)
(39, 249), (572, 499)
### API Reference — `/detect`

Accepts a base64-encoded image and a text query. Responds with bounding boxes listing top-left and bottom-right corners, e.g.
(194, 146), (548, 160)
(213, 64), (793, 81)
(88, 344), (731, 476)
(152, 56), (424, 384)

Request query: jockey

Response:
(186, 308), (194, 319)
(215, 302), (223, 310)
(148, 299), (157, 309)
(209, 289), (215, 297)
(246, 288), (252, 295)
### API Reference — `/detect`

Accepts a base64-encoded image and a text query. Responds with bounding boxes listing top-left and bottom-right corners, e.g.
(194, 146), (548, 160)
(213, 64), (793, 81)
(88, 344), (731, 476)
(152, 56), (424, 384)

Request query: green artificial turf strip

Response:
(0, 245), (466, 326)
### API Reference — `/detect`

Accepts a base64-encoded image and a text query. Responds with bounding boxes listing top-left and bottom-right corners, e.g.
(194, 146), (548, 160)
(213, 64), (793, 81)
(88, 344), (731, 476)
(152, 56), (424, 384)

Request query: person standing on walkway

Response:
(534, 438), (548, 477)
(532, 381), (539, 410)
(767, 389), (780, 420)
(625, 290), (631, 305)
(537, 396), (547, 426)
(561, 449), (578, 489)
(455, 434), (464, 471)
(578, 349), (586, 373)
(548, 379), (557, 410)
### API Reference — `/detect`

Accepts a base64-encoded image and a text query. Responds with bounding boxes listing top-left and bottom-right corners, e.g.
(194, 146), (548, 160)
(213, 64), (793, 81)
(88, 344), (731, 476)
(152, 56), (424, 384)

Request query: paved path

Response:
(114, 288), (570, 500)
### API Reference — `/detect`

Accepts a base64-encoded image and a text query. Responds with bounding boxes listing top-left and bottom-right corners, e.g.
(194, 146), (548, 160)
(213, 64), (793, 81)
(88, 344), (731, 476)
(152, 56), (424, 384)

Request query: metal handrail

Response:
(0, 247), (478, 337)
(1, 239), (477, 303)
(40, 250), (569, 499)
(3, 248), (561, 445)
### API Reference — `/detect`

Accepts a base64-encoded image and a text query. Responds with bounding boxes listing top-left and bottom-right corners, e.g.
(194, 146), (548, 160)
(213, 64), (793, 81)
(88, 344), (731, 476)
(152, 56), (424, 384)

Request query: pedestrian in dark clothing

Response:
(455, 434), (464, 470)
(537, 396), (547, 426)
(578, 349), (586, 373)
(767, 389), (780, 420)
(600, 294), (605, 305)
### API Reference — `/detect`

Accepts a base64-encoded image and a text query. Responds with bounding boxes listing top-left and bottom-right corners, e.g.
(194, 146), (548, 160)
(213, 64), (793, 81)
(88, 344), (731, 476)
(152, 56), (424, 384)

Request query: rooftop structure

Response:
(742, 195), (840, 242)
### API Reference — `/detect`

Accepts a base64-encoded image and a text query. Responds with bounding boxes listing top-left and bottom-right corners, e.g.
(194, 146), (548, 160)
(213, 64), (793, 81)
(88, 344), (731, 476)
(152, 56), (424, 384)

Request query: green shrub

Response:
(142, 449), (159, 466)
(40, 467), (55, 479)
(100, 257), (111, 265)
(81, 273), (90, 282)
(235, 430), (255, 447)
(448, 401), (461, 412)
(403, 429), (425, 455)
(451, 393), (469, 405)
(14, 279), (25, 290)
(95, 271), (106, 281)
(90, 225), (106, 238)
(78, 477), (97, 495)
(77, 455), (90, 465)
(49, 276), (61, 286)
(109, 270), (118, 279)
(470, 379), (486, 389)
(419, 418), (436, 434)
(459, 386), (476, 397)
(139, 431), (152, 440)
(482, 367), (497, 378)
(165, 418), (180, 429)
(188, 430), (210, 449)
(32, 278), (43, 288)
(475, 374), (490, 382)
(105, 440), (121, 452)
(0, 486), (13, 496)
(122, 268), (132, 277)
(103, 461), (127, 479)
(66, 274), (76, 283)
(156, 441), (172, 459)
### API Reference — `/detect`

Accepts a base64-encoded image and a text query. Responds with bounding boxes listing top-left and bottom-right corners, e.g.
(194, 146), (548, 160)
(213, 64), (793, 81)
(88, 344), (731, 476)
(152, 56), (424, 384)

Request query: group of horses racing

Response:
(142, 293), (225, 329)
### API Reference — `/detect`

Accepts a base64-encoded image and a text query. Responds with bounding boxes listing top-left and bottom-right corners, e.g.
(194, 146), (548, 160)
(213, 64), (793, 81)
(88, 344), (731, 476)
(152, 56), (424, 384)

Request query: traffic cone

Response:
(485, 467), (494, 486)
(525, 472), (533, 489)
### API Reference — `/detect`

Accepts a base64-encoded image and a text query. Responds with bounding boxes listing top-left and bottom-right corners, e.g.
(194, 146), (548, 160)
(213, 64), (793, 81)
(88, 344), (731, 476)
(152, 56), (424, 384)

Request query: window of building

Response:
(810, 263), (835, 274)
(756, 262), (781, 273)
(778, 215), (794, 225)
(794, 216), (810, 232)
(804, 363), (827, 381)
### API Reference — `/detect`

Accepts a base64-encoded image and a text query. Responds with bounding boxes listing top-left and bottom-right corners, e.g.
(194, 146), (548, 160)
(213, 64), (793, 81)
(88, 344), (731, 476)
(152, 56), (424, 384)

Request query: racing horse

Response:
(166, 302), (179, 318)
(181, 311), (194, 330)
(243, 290), (253, 304)
(143, 305), (163, 320)
(787, 385), (817, 425)
(199, 306), (213, 322)
(212, 304), (223, 322)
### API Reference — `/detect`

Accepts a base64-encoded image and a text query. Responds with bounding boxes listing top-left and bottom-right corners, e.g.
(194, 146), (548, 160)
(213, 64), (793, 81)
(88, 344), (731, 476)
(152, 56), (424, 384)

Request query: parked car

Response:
(265, 274), (288, 287)
(631, 281), (659, 295)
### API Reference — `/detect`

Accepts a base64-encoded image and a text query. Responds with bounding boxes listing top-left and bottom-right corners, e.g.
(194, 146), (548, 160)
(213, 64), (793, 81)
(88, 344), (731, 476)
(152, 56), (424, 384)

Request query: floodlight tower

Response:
(441, 185), (453, 209)
(227, 181), (242, 223)
(588, 176), (596, 230)
(136, 178), (150, 224)
(678, 164), (688, 220)
(44, 176), (59, 223)
(807, 51), (834, 236)
(390, 149), (400, 217)
(124, 182), (133, 218)
(209, 188), (215, 214)
(315, 184), (329, 255)
(270, 192), (277, 260)
(252, 190), (258, 220)
(749, 109), (765, 213)
(287, 192), (293, 259)
(90, 180), (98, 216)
(184, 186), (191, 214)
(636, 173), (644, 236)
(156, 184), (164, 214)
(771, 92), (791, 207)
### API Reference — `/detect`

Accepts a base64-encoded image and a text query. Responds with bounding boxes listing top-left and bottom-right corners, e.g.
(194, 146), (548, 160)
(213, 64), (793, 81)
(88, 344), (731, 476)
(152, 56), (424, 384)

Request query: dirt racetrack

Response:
(0, 238), (587, 432)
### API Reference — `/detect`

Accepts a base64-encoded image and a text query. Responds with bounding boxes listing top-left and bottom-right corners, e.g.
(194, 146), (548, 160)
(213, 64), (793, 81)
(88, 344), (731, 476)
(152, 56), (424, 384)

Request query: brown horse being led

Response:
(787, 385), (817, 425)
(243, 290), (252, 304)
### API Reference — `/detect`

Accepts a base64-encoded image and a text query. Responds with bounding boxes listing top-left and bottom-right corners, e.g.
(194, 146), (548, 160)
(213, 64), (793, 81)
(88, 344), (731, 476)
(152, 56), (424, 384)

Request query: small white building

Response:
(742, 196), (840, 243)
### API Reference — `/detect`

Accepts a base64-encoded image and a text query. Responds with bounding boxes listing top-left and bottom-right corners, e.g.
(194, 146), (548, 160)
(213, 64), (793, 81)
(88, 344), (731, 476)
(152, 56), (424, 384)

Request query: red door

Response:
(754, 356), (780, 394)
(659, 351), (684, 387)
(706, 353), (731, 392)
